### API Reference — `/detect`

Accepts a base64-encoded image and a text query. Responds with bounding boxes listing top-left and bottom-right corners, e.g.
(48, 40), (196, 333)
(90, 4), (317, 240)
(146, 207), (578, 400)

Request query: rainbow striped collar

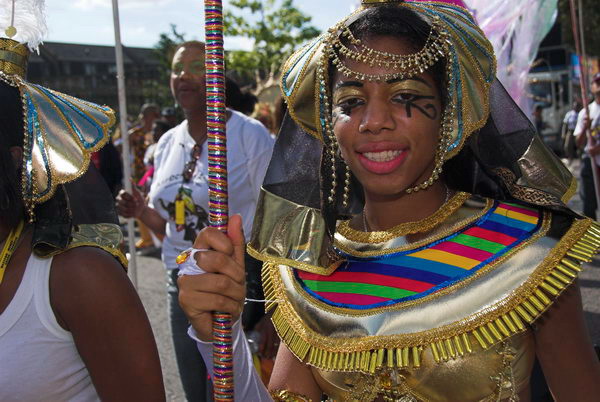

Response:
(296, 201), (544, 310)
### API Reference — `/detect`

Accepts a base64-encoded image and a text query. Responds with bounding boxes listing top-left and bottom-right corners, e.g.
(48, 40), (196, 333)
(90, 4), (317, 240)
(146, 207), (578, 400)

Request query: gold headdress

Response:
(0, 0), (124, 265)
(282, 0), (495, 195)
(0, 0), (115, 220)
(248, 0), (575, 274)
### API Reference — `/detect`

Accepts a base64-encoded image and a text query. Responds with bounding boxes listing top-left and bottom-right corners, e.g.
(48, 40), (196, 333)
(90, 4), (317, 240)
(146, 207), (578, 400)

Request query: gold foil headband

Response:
(0, 38), (28, 78)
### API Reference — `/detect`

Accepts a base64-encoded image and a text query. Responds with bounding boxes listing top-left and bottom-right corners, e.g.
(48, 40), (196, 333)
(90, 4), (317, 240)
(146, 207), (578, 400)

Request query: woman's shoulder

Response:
(49, 246), (137, 322)
(51, 246), (128, 284)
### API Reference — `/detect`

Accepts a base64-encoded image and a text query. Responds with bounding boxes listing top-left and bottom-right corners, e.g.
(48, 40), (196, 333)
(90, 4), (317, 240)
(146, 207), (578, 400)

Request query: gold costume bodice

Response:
(254, 194), (600, 401)
(311, 331), (534, 401)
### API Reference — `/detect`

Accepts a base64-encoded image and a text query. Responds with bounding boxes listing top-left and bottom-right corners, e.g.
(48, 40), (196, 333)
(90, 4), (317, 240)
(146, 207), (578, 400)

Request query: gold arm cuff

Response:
(270, 389), (313, 402)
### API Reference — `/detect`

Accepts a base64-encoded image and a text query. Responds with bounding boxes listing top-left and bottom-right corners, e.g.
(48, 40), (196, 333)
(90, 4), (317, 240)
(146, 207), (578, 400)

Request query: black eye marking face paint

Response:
(398, 94), (438, 120)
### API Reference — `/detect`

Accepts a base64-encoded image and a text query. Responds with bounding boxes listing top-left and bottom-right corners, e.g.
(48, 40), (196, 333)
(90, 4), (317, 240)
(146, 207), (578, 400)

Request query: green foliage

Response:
(558, 0), (600, 57)
(224, 0), (320, 83)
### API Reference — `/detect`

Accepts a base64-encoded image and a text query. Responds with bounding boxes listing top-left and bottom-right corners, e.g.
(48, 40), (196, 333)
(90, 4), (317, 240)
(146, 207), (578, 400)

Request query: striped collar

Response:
(297, 200), (542, 310)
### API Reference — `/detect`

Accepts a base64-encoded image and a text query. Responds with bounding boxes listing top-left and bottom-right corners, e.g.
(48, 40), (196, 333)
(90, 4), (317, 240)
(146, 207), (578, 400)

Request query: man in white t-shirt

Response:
(117, 41), (274, 401)
(573, 72), (600, 219)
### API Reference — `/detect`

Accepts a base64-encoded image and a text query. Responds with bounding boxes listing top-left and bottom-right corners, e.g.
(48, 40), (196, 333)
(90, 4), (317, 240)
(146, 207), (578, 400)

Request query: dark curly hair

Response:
(0, 83), (25, 230)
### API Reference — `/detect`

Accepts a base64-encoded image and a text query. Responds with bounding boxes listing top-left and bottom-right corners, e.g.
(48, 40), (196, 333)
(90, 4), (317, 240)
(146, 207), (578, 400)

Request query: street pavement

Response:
(131, 159), (600, 401)
(134, 252), (185, 401)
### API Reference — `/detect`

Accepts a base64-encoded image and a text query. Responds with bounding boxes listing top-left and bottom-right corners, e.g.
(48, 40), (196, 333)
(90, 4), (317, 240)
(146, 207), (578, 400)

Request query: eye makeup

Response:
(388, 79), (433, 96)
(333, 87), (364, 106)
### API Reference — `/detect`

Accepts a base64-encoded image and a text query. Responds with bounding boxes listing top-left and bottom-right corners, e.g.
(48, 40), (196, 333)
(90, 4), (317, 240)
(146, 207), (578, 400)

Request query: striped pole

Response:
(204, 1), (233, 399)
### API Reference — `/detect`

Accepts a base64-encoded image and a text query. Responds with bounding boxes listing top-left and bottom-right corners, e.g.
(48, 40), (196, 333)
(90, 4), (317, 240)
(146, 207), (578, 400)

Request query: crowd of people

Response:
(2, 0), (600, 401)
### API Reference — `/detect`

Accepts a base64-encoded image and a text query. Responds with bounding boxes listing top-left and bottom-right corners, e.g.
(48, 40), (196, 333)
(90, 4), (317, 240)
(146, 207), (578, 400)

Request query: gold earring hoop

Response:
(342, 163), (351, 208)
(316, 46), (339, 205)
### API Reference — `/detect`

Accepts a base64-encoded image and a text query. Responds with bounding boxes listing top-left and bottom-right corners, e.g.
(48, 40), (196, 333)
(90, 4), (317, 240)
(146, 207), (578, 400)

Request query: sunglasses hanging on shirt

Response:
(175, 144), (202, 226)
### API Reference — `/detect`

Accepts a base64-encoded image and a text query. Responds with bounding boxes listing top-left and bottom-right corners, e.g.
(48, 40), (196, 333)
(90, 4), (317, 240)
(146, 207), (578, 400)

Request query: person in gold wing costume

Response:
(0, 1), (164, 399)
(178, 1), (600, 401)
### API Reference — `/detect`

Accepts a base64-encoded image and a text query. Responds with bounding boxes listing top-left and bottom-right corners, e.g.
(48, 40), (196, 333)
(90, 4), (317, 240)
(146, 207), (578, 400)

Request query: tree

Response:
(223, 0), (320, 90)
(142, 24), (186, 110)
(558, 0), (600, 57)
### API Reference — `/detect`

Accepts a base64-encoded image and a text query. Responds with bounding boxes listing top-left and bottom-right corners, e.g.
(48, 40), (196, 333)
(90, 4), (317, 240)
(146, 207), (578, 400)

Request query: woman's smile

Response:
(355, 141), (409, 174)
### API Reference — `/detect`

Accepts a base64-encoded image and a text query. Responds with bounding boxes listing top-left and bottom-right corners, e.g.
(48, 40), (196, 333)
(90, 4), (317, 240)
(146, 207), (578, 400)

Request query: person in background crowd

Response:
(138, 120), (174, 197)
(135, 120), (174, 251)
(534, 103), (549, 134)
(0, 30), (165, 400)
(225, 77), (259, 116)
(563, 101), (582, 164)
(253, 102), (276, 135)
(162, 106), (178, 127)
(144, 120), (174, 172)
(116, 41), (274, 401)
(575, 72), (600, 220)
(130, 104), (161, 250)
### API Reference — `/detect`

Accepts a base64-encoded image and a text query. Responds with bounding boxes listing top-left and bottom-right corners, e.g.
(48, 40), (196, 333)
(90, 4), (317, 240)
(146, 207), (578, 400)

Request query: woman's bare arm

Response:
(51, 247), (165, 401)
(535, 281), (600, 402)
(269, 343), (323, 401)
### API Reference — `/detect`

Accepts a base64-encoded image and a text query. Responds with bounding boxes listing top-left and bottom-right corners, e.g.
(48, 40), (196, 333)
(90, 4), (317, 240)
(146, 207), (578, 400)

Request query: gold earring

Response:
(342, 163), (351, 208)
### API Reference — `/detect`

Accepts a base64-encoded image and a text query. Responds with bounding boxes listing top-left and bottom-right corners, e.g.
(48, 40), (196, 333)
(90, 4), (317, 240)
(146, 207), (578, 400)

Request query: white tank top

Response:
(0, 253), (99, 401)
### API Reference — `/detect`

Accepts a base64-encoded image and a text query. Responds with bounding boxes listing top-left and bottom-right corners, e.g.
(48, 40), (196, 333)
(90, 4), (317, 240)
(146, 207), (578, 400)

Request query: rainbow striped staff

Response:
(204, 0), (234, 399)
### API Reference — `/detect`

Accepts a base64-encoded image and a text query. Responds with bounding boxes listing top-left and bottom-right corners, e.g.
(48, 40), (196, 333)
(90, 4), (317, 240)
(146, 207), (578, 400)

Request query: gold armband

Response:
(270, 389), (313, 402)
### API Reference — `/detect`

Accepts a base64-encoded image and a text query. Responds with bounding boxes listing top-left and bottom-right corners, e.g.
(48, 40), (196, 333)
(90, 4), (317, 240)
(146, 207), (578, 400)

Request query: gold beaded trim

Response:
(0, 38), (28, 78)
(337, 191), (470, 242)
(263, 219), (600, 374)
(331, 17), (450, 82)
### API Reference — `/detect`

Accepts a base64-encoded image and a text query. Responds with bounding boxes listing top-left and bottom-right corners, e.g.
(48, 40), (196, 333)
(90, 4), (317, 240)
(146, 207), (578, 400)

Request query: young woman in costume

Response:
(178, 1), (600, 400)
(0, 12), (165, 402)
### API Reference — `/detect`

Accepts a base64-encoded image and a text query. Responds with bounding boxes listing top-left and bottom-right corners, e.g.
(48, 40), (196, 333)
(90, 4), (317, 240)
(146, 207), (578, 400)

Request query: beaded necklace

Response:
(0, 220), (25, 285)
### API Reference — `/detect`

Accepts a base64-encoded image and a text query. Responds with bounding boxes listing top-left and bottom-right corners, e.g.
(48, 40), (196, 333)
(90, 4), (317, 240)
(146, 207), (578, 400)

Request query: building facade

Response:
(27, 42), (163, 116)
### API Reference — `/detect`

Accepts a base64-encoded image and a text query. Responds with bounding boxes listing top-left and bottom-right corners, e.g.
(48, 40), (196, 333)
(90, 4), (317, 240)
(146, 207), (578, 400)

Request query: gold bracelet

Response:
(270, 389), (313, 402)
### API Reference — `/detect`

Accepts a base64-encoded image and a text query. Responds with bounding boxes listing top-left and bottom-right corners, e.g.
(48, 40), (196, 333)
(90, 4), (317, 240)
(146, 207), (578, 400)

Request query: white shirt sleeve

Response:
(188, 322), (273, 401)
(573, 109), (587, 138)
(148, 130), (175, 209)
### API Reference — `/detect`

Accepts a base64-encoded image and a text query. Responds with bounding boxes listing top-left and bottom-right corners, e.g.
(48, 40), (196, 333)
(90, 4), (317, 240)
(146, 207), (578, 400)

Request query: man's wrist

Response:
(137, 204), (148, 220)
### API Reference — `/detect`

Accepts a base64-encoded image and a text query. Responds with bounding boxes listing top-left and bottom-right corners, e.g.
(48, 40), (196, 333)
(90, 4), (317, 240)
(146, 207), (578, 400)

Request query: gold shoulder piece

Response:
(33, 223), (127, 269)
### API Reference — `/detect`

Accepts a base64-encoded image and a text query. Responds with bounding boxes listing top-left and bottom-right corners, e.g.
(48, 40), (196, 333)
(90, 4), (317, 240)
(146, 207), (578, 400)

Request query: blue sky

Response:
(47, 0), (358, 49)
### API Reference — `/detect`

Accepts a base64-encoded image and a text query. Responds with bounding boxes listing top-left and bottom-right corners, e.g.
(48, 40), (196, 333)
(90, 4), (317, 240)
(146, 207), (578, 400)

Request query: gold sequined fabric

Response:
(0, 70), (115, 208)
(260, 198), (600, 401)
(0, 38), (28, 78)
(311, 331), (534, 401)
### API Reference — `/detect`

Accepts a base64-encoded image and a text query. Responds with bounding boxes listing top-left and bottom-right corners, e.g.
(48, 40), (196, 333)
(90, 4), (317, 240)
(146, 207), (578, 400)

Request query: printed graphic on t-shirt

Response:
(158, 186), (209, 242)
